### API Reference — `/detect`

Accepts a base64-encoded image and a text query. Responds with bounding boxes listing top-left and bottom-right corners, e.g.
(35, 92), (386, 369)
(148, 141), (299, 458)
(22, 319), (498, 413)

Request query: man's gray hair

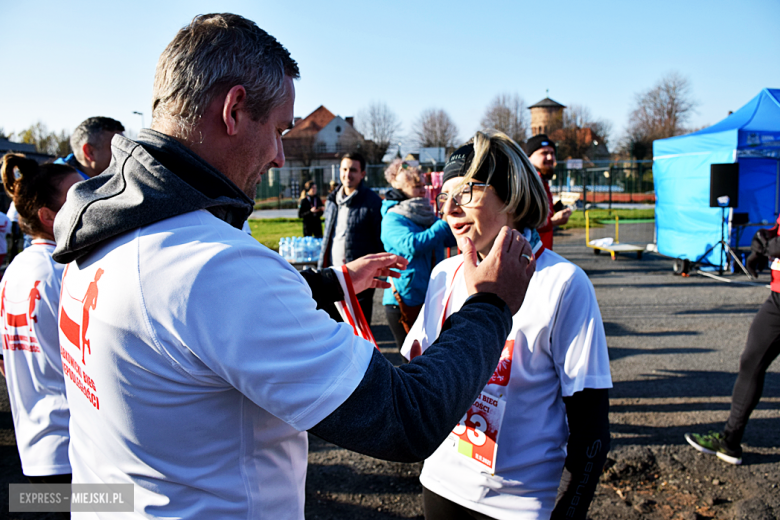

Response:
(152, 13), (300, 138)
(70, 117), (125, 161)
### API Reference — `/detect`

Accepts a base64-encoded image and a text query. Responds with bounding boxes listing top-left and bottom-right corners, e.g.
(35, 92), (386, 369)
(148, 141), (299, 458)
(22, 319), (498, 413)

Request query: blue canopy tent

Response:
(653, 88), (780, 268)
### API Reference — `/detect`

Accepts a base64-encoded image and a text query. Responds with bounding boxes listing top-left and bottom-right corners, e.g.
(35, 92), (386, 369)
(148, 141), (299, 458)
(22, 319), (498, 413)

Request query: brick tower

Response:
(529, 96), (565, 136)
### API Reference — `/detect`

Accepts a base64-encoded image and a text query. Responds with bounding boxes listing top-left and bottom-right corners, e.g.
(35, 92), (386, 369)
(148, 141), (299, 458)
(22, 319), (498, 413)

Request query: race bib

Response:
(771, 258), (780, 271)
(448, 390), (506, 473)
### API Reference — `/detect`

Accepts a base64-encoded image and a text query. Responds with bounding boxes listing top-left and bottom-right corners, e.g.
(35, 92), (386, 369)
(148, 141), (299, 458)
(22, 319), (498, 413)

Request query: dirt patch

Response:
(304, 440), (780, 520)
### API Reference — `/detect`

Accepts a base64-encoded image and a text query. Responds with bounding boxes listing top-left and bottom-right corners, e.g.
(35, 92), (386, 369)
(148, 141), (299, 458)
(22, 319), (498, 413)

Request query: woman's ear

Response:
(38, 206), (57, 236)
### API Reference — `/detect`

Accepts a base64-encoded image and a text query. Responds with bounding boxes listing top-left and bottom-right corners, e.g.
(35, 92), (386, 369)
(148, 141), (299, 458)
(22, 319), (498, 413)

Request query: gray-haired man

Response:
(53, 13), (535, 519)
(55, 116), (125, 179)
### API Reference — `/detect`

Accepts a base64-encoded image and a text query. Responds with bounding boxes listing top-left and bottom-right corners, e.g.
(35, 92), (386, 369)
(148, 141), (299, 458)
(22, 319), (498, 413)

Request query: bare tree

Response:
(622, 72), (698, 159)
(355, 102), (402, 163)
(15, 122), (70, 156)
(480, 94), (528, 144)
(549, 104), (612, 161)
(414, 109), (459, 149)
(283, 134), (318, 168)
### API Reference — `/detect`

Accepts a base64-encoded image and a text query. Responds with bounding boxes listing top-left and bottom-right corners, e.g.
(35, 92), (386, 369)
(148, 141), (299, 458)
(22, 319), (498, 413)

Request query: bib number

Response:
(449, 390), (506, 473)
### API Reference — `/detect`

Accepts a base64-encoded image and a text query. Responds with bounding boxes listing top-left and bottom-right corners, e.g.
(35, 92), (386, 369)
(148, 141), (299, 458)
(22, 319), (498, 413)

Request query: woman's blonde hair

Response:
(384, 159), (421, 190)
(453, 130), (548, 229)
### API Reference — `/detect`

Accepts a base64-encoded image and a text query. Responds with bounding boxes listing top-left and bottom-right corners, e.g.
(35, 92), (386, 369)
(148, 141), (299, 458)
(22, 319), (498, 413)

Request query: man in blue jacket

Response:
(319, 152), (384, 323)
(55, 117), (125, 179)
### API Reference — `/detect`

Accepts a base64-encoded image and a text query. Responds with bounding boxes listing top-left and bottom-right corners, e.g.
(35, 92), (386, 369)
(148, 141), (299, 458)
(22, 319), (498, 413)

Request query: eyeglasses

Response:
(435, 182), (490, 213)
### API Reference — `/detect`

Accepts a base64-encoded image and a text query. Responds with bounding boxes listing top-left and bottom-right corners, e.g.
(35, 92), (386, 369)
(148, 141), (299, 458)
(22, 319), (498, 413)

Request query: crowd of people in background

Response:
(0, 11), (776, 520)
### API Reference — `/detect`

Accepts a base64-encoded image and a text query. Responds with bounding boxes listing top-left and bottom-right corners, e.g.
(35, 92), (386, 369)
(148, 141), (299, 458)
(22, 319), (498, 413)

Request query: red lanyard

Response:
(439, 262), (465, 331)
(340, 265), (378, 349)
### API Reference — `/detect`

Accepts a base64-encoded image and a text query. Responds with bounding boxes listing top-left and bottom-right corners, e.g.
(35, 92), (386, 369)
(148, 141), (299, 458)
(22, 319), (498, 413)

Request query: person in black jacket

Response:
(318, 152), (384, 324)
(297, 180), (323, 237)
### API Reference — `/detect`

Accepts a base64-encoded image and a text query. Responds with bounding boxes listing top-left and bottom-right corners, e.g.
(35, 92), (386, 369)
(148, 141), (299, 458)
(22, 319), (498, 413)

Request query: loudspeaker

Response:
(710, 163), (739, 208)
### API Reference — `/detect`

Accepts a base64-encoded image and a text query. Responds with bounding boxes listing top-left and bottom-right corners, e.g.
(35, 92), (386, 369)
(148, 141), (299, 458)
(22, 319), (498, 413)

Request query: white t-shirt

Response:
(7, 202), (19, 223)
(402, 250), (612, 520)
(59, 210), (374, 519)
(0, 211), (12, 255)
(2, 239), (70, 476)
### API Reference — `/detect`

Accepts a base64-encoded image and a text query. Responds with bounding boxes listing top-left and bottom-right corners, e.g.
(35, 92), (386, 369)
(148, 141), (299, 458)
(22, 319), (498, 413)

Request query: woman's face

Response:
(400, 174), (426, 199)
(440, 177), (513, 257)
(307, 184), (317, 196)
(37, 172), (83, 240)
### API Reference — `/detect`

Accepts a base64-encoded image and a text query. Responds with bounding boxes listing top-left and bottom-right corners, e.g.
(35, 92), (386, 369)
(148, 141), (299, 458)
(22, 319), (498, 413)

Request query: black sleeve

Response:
(298, 198), (312, 219)
(551, 388), (611, 520)
(766, 235), (780, 259)
(299, 268), (344, 309)
(309, 292), (513, 462)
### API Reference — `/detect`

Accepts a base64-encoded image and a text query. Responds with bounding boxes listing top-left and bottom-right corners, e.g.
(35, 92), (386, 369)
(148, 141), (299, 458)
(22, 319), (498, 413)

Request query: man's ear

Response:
(82, 142), (96, 163)
(222, 85), (248, 137)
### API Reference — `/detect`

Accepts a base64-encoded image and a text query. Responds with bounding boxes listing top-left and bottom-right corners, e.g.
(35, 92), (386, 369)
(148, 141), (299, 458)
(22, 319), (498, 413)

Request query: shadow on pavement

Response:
(608, 346), (713, 361)
(604, 321), (701, 337)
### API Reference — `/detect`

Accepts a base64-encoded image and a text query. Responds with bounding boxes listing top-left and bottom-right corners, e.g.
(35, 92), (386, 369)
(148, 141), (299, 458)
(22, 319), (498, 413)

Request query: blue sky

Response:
(1, 0), (778, 149)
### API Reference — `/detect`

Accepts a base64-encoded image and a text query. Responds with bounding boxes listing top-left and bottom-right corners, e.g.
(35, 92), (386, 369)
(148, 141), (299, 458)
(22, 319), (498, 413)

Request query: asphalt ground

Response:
(551, 228), (778, 453)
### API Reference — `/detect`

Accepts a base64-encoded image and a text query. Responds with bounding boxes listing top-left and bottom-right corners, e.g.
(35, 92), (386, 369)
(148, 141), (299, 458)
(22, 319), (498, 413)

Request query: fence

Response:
(549, 160), (655, 208)
(256, 162), (447, 210)
(256, 160), (654, 210)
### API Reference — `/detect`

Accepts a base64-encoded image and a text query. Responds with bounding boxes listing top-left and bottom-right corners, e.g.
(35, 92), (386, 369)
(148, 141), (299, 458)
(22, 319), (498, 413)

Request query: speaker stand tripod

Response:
(691, 207), (753, 278)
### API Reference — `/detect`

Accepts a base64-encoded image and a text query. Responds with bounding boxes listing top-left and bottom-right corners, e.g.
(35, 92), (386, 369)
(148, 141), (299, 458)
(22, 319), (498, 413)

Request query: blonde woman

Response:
(403, 131), (612, 520)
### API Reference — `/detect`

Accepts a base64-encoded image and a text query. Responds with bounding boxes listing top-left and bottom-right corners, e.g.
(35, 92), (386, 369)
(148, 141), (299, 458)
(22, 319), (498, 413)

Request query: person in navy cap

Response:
(525, 134), (572, 250)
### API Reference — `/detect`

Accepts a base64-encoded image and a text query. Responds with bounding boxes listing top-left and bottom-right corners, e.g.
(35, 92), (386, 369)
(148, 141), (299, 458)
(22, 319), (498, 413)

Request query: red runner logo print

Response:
(60, 268), (103, 365)
(1, 281), (43, 353)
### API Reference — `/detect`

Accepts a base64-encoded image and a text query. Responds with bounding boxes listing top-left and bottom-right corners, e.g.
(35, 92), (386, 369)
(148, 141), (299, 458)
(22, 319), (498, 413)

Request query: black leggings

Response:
(25, 474), (72, 520)
(724, 291), (780, 448)
(384, 305), (408, 350)
(423, 487), (496, 520)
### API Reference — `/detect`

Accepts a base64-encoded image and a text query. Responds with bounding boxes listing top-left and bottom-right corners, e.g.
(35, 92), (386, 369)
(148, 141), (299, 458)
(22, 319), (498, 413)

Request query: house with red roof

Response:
(282, 106), (366, 170)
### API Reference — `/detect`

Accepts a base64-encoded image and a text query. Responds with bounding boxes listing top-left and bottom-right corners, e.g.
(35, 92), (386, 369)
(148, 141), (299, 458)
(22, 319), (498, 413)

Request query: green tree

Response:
(16, 122), (71, 156)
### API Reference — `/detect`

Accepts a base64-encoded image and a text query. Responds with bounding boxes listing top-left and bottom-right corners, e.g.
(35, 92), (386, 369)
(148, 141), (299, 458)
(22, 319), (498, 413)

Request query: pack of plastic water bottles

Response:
(279, 237), (323, 263)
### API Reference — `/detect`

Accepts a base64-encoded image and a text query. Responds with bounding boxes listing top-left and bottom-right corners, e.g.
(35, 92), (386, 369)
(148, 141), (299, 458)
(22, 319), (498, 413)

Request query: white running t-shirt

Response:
(0, 212), (12, 255)
(2, 239), (70, 476)
(403, 250), (612, 520)
(59, 210), (374, 519)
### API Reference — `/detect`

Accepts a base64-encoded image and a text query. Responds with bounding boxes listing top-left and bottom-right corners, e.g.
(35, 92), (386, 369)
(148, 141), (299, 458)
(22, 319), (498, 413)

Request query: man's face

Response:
(234, 76), (296, 198)
(529, 145), (556, 177)
(89, 130), (122, 175)
(339, 158), (365, 192)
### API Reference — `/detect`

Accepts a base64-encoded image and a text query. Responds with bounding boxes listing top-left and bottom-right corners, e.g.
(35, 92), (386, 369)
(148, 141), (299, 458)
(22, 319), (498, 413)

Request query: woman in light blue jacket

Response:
(381, 160), (456, 349)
